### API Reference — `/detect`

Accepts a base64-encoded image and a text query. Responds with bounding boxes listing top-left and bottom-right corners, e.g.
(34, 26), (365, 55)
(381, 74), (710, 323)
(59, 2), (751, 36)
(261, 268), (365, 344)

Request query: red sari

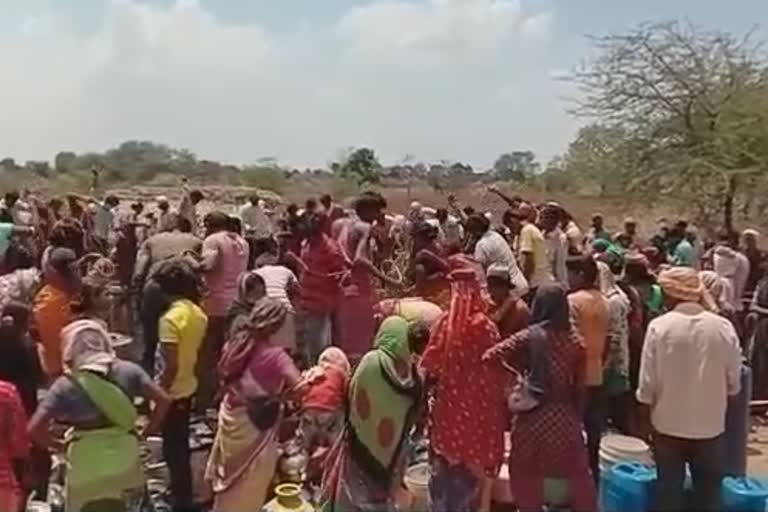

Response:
(0, 381), (29, 512)
(421, 265), (509, 475)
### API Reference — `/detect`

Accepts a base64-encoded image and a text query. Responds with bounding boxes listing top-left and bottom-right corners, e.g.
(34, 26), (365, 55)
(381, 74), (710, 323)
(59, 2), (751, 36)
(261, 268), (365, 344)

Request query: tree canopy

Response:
(565, 21), (768, 229)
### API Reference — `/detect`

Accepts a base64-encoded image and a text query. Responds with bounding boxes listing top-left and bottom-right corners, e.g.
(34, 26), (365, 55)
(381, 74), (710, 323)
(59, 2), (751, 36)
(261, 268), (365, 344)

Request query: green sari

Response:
(65, 371), (145, 512)
(321, 317), (421, 511)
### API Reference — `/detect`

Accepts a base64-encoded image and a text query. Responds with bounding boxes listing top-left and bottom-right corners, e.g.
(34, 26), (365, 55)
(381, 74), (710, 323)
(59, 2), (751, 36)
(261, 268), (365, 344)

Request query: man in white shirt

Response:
(239, 194), (273, 239)
(636, 266), (741, 512)
(254, 246), (301, 352)
(467, 214), (528, 297)
(713, 231), (751, 313)
(539, 204), (569, 287)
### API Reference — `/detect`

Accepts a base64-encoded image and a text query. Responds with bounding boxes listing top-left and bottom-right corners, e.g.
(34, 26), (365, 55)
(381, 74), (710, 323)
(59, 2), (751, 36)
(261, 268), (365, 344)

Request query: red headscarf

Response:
(421, 254), (509, 473)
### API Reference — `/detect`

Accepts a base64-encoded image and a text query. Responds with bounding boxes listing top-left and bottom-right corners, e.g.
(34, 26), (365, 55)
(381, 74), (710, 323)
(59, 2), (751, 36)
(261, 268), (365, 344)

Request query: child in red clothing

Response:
(299, 347), (350, 451)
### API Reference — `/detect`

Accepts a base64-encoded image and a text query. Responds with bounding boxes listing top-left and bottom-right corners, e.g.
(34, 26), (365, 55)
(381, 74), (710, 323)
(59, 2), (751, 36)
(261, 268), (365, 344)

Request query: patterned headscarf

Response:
(346, 316), (417, 482)
(445, 267), (489, 344)
(237, 297), (288, 338)
(218, 298), (287, 385)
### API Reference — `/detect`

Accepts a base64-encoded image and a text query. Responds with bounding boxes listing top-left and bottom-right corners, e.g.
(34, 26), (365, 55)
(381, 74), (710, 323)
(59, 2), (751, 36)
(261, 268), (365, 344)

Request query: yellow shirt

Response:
(159, 299), (208, 399)
(518, 222), (552, 289)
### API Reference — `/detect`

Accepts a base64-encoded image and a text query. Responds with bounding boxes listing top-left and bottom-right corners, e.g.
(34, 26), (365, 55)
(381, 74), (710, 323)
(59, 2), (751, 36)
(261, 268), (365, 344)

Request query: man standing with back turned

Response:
(636, 266), (741, 512)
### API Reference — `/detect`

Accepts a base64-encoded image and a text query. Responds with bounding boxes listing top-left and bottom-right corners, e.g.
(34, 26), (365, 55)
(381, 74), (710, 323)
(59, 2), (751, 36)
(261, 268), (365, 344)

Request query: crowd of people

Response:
(0, 181), (763, 512)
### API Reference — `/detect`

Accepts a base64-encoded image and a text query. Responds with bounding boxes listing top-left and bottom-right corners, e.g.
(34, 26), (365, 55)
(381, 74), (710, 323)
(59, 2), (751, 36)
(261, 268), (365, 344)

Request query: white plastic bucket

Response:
(599, 434), (653, 472)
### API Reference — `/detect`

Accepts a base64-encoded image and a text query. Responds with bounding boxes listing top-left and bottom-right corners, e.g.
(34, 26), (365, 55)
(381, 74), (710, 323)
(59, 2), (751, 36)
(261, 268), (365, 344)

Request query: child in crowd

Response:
(298, 347), (351, 480)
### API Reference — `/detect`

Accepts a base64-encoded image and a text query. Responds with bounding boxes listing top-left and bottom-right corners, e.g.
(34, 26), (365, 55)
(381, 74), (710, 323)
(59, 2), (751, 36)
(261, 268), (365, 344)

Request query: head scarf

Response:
(218, 298), (287, 385)
(530, 283), (570, 331)
(237, 297), (287, 338)
(443, 255), (490, 344)
(318, 346), (351, 377)
(227, 271), (262, 336)
(598, 261), (628, 299)
(700, 270), (734, 314)
(61, 319), (116, 374)
(658, 266), (715, 310)
(347, 316), (417, 482)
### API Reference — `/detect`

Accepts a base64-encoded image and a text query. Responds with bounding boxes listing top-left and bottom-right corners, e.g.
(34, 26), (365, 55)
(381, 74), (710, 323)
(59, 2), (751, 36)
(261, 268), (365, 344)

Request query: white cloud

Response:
(0, 0), (571, 169)
(337, 0), (545, 55)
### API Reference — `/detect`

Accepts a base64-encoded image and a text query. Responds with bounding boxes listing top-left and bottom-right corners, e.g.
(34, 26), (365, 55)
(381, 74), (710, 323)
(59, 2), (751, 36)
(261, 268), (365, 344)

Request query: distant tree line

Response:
(2, 20), (766, 229)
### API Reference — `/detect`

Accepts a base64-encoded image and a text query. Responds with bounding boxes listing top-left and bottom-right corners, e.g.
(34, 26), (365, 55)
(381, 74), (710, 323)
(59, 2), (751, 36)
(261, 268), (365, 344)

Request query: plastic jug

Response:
(722, 477), (768, 512)
(724, 364), (752, 476)
(599, 462), (656, 512)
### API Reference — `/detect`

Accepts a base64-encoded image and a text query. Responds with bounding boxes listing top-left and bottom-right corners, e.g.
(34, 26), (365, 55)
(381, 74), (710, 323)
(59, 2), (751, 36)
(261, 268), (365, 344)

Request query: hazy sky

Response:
(1, 0), (765, 168)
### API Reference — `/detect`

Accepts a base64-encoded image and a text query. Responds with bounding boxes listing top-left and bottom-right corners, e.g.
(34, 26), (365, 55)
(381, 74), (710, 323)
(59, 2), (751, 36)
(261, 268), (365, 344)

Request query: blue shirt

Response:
(37, 361), (152, 427)
(0, 222), (13, 258)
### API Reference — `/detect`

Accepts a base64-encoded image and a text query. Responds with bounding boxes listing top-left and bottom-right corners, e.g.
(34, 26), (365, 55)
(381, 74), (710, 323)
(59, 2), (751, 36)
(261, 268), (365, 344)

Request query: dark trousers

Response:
(584, 385), (605, 486)
(605, 390), (632, 435)
(195, 315), (227, 413)
(654, 432), (723, 512)
(140, 280), (170, 375)
(161, 397), (197, 512)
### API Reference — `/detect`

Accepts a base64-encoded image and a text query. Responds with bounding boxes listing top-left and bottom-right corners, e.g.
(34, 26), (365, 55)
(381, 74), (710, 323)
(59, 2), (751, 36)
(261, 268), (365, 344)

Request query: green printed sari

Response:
(65, 371), (145, 512)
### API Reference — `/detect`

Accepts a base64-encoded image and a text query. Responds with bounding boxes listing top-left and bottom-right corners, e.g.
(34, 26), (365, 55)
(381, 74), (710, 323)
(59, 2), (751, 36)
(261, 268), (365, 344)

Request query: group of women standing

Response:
(317, 255), (599, 512)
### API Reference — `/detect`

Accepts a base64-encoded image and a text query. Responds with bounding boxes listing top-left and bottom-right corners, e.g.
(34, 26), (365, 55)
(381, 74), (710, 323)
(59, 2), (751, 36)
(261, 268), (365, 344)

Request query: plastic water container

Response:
(404, 463), (430, 512)
(724, 364), (752, 476)
(722, 477), (768, 512)
(599, 462), (656, 512)
(599, 434), (653, 473)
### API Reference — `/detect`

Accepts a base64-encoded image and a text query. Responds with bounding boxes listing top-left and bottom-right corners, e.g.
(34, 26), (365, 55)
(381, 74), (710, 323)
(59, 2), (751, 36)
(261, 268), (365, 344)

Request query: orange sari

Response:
(32, 284), (75, 379)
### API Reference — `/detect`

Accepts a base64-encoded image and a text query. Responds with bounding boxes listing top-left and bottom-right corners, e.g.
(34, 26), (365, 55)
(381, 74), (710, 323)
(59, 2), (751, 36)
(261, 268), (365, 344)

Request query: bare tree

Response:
(566, 21), (768, 230)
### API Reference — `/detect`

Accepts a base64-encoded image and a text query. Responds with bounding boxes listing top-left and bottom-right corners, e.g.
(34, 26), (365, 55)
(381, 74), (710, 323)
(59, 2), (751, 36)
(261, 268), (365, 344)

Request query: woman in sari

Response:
(0, 381), (29, 512)
(28, 280), (171, 512)
(32, 247), (81, 379)
(484, 284), (596, 512)
(224, 271), (266, 339)
(321, 316), (425, 512)
(206, 298), (302, 512)
(422, 261), (509, 512)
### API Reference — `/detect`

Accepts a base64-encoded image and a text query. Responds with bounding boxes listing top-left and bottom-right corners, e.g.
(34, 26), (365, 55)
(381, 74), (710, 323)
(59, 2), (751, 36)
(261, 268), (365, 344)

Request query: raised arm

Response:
(200, 236), (221, 272)
(353, 224), (400, 287)
(488, 185), (519, 208)
(482, 331), (526, 363)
